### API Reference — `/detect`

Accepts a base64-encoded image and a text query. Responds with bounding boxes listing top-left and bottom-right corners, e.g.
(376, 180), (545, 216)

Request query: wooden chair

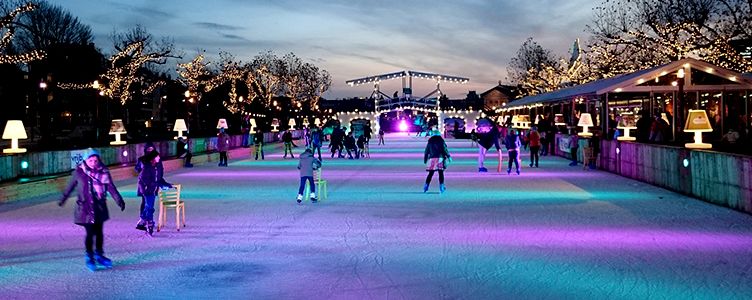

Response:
(304, 168), (328, 200)
(157, 184), (185, 232)
(582, 147), (597, 170)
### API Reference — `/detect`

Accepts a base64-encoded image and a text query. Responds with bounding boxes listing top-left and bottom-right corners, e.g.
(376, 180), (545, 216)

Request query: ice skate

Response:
(146, 222), (154, 237)
(479, 167), (488, 172)
(439, 184), (446, 193)
(85, 253), (97, 272)
(296, 194), (303, 204)
(135, 219), (146, 231)
(94, 251), (113, 269)
(423, 183), (429, 193)
(310, 193), (318, 203)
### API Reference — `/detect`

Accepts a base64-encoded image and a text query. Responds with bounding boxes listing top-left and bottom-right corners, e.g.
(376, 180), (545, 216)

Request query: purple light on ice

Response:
(399, 120), (408, 132)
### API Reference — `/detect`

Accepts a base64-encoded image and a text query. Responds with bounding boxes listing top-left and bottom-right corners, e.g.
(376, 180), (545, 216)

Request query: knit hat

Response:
(83, 148), (101, 159)
(144, 142), (156, 154)
(143, 150), (159, 162)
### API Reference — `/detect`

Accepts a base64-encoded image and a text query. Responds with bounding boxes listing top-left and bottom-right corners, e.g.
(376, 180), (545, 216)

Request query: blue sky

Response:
(49, 0), (597, 99)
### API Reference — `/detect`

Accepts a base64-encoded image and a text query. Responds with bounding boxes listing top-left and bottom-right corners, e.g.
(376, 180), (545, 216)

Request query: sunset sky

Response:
(50, 0), (598, 99)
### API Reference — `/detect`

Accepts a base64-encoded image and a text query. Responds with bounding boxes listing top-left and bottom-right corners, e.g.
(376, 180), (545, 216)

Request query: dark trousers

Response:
(298, 176), (315, 195)
(219, 151), (228, 165)
(529, 146), (540, 166)
(507, 150), (520, 171)
(83, 223), (104, 254)
(284, 143), (294, 158)
(425, 170), (444, 185)
(312, 146), (322, 160)
(540, 141), (549, 155)
(140, 195), (156, 223)
(571, 147), (578, 164)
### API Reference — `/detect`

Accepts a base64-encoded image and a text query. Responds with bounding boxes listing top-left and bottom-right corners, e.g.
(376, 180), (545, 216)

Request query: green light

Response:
(21, 161), (29, 169)
(683, 159), (689, 168)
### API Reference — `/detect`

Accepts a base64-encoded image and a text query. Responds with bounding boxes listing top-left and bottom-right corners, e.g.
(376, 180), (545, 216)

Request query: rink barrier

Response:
(556, 133), (752, 214)
(0, 131), (299, 202)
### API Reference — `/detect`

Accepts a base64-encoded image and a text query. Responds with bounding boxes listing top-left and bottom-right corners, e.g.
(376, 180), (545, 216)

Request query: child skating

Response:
(296, 148), (322, 203)
(59, 149), (125, 271)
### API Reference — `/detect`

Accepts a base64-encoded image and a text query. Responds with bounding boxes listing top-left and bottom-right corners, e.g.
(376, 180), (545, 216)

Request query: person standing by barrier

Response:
(528, 126), (541, 168)
(59, 149), (125, 272)
(569, 131), (580, 166)
(217, 127), (230, 166)
(504, 129), (522, 175)
(254, 131), (265, 160)
(378, 128), (385, 145)
(423, 130), (451, 193)
(136, 150), (172, 236)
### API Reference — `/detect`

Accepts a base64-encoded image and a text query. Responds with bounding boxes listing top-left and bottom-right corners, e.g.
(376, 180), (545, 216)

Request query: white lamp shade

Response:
(661, 113), (670, 125)
(303, 118), (310, 126)
(288, 119), (296, 126)
(217, 118), (228, 129)
(2, 120), (27, 139)
(617, 113), (637, 129)
(109, 119), (126, 134)
(173, 119), (188, 131)
(272, 118), (280, 126)
(684, 110), (713, 132)
(314, 118), (321, 126)
(250, 118), (257, 127)
(554, 114), (565, 125)
(578, 113), (594, 127)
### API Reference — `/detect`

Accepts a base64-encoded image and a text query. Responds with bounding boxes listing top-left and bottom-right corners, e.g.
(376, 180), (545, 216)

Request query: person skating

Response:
(254, 131), (265, 160)
(356, 134), (367, 159)
(283, 130), (295, 159)
(311, 127), (323, 160)
(344, 131), (357, 159)
(330, 126), (344, 158)
(568, 130), (580, 166)
(217, 127), (230, 166)
(504, 129), (522, 175)
(476, 124), (501, 172)
(59, 149), (125, 271)
(136, 149), (172, 236)
(528, 126), (541, 168)
(296, 149), (322, 203)
(378, 128), (385, 145)
(423, 130), (451, 193)
(134, 142), (162, 231)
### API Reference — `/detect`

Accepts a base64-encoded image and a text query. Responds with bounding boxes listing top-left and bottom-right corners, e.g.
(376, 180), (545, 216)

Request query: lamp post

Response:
(675, 68), (685, 142)
(93, 80), (101, 142)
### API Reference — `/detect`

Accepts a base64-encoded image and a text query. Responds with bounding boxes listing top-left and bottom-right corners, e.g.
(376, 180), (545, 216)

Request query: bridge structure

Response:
(343, 71), (480, 133)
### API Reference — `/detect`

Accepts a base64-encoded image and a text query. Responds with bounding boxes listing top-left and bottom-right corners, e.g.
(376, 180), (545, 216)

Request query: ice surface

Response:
(1, 133), (751, 299)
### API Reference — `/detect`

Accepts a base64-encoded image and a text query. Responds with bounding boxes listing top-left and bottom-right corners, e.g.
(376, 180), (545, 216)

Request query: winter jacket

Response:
(137, 157), (172, 197)
(424, 136), (450, 163)
(283, 131), (293, 143)
(504, 134), (521, 151)
(311, 131), (323, 147)
(356, 135), (366, 148)
(254, 132), (264, 145)
(344, 135), (356, 149)
(217, 132), (230, 152)
(59, 165), (124, 225)
(528, 131), (541, 147)
(297, 151), (321, 177)
(478, 126), (501, 150)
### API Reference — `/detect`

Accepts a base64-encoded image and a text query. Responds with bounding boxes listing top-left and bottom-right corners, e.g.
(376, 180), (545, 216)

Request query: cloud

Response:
(193, 22), (244, 31)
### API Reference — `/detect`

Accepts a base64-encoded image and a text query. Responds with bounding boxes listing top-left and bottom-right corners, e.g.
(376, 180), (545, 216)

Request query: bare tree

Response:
(0, 1), (44, 64)
(205, 51), (245, 114)
(100, 25), (178, 105)
(507, 37), (563, 96)
(12, 0), (92, 53)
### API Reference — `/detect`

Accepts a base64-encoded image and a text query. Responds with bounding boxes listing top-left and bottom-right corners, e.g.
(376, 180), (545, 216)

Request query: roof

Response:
(480, 83), (519, 98)
(505, 58), (752, 109)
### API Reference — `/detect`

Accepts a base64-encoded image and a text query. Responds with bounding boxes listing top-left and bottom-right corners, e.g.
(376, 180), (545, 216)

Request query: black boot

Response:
(85, 252), (96, 272)
(94, 250), (113, 269)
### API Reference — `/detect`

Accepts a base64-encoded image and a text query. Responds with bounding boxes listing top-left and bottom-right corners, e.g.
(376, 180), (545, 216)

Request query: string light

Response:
(0, 2), (46, 64)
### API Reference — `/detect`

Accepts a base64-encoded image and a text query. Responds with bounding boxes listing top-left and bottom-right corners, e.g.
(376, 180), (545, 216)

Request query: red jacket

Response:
(528, 131), (541, 147)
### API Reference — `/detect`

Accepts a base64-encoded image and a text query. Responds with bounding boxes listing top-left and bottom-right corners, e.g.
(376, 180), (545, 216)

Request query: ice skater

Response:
(136, 149), (172, 236)
(377, 128), (385, 145)
(528, 126), (541, 168)
(296, 148), (322, 203)
(476, 123), (501, 172)
(504, 129), (522, 175)
(283, 129), (295, 159)
(134, 143), (163, 231)
(59, 149), (125, 271)
(254, 131), (265, 160)
(310, 126), (323, 160)
(423, 130), (451, 193)
(217, 127), (230, 166)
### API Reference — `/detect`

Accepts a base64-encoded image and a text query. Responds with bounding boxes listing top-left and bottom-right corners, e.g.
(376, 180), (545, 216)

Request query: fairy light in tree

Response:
(0, 2), (45, 64)
(98, 40), (171, 105)
(177, 52), (211, 106)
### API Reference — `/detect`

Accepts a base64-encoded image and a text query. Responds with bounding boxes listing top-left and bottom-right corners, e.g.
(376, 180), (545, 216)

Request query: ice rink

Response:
(2, 133), (752, 299)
